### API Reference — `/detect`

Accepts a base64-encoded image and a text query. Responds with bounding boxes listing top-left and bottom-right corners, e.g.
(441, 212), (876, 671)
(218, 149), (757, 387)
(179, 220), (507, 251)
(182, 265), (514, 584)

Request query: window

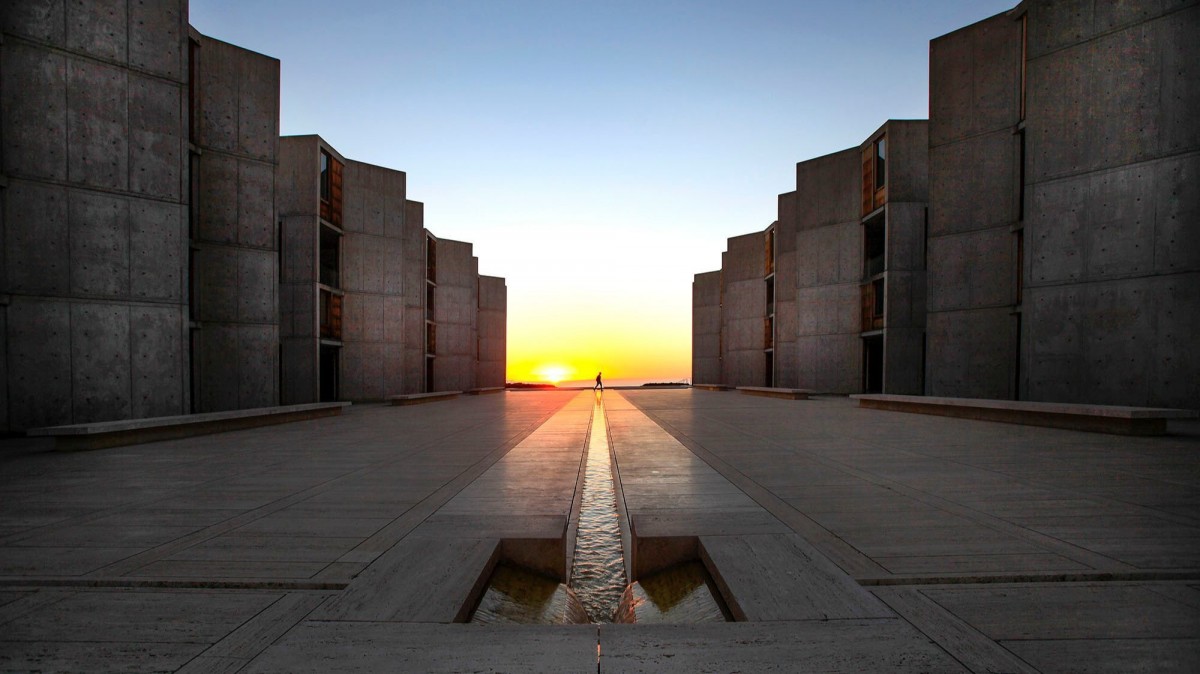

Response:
(320, 151), (330, 202)
(319, 226), (340, 288)
(872, 278), (885, 317)
(874, 137), (886, 190)
(863, 214), (886, 279)
(426, 235), (437, 284)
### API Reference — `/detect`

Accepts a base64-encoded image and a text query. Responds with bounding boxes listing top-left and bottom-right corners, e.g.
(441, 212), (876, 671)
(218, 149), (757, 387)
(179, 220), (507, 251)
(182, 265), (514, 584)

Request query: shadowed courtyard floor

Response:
(1, 390), (1197, 672)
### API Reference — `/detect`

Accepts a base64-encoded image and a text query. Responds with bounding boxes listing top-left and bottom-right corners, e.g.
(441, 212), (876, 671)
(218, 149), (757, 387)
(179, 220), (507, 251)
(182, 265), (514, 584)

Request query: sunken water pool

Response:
(470, 394), (729, 625)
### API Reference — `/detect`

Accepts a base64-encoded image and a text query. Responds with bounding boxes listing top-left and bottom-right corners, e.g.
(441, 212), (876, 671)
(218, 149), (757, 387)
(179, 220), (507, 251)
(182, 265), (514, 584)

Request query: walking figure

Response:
(594, 372), (604, 391)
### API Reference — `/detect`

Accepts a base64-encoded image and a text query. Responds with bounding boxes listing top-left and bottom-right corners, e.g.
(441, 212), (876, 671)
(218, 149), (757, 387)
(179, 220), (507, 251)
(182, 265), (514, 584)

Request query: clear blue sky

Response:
(190, 0), (1016, 382)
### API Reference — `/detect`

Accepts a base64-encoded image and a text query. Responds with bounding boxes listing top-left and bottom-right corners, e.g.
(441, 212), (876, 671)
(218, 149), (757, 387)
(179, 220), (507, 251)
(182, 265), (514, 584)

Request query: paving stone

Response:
(1004, 638), (1200, 673)
(241, 622), (598, 673)
(599, 621), (967, 673)
(701, 534), (893, 621)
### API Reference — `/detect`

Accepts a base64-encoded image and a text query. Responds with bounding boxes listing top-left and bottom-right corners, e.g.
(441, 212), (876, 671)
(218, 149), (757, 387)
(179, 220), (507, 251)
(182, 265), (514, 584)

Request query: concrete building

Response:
(927, 1), (1199, 409)
(3, 1), (198, 431)
(189, 33), (280, 413)
(277, 136), (505, 403)
(696, 1), (1197, 410)
(698, 121), (928, 395)
(1, 0), (505, 431)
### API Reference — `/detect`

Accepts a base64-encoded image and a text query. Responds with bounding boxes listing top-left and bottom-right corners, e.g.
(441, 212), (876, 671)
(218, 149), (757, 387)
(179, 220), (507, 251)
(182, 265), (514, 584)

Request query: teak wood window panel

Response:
(319, 151), (344, 227)
(861, 135), (887, 216)
(320, 288), (343, 340)
(861, 279), (885, 332)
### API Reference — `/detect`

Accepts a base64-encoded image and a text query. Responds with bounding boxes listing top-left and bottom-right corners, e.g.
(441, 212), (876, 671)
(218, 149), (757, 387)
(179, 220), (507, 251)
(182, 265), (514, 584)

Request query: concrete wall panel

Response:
(70, 302), (132, 422)
(197, 325), (238, 411)
(928, 130), (1016, 237)
(2, 43), (68, 180)
(927, 227), (1013, 313)
(67, 58), (127, 190)
(238, 159), (275, 248)
(237, 249), (277, 324)
(6, 300), (71, 428)
(197, 152), (238, 243)
(238, 50), (279, 162)
(5, 181), (70, 294)
(929, 12), (1020, 148)
(66, 0), (126, 62)
(1154, 154), (1200, 274)
(887, 121), (930, 205)
(130, 200), (183, 301)
(1161, 7), (1200, 154)
(2, 0), (66, 43)
(69, 191), (129, 298)
(237, 325), (277, 408)
(196, 246), (238, 323)
(129, 0), (185, 79)
(130, 305), (183, 418)
(926, 307), (1016, 399)
(128, 72), (182, 200)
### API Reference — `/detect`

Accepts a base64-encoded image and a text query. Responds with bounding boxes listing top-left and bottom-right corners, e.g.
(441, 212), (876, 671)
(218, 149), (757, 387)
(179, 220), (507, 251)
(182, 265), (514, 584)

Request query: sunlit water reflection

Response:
(567, 396), (627, 622)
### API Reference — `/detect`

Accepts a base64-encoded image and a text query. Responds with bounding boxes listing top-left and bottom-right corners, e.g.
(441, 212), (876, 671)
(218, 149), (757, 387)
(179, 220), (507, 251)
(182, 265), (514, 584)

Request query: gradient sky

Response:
(190, 0), (1016, 384)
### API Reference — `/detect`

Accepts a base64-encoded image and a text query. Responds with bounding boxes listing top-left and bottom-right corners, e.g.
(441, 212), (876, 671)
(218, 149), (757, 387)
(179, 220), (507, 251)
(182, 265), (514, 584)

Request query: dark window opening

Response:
(426, 282), (436, 321)
(426, 236), (437, 284)
(872, 278), (885, 317)
(874, 137), (886, 190)
(319, 151), (331, 202)
(319, 345), (340, 402)
(765, 277), (775, 315)
(319, 226), (340, 288)
(426, 322), (436, 356)
(425, 356), (435, 393)
(864, 213), (886, 278)
(764, 350), (774, 388)
(764, 315), (774, 350)
(863, 335), (883, 394)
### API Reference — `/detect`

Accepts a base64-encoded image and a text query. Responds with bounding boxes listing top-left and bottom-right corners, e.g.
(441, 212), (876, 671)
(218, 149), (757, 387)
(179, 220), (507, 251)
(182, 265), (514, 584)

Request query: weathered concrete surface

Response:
(2, 389), (1197, 671)
(691, 271), (722, 386)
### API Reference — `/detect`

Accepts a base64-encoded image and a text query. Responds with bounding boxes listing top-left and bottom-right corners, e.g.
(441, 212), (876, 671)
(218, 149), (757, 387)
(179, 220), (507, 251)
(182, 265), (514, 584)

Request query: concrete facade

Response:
(476, 275), (508, 389)
(1020, 0), (1199, 408)
(719, 233), (769, 388)
(1, 1), (192, 431)
(926, 11), (1024, 401)
(189, 33), (280, 413)
(1, 1), (506, 429)
(431, 239), (479, 392)
(696, 0), (1197, 410)
(792, 148), (863, 394)
(277, 137), (503, 403)
(698, 121), (928, 396)
(691, 271), (722, 385)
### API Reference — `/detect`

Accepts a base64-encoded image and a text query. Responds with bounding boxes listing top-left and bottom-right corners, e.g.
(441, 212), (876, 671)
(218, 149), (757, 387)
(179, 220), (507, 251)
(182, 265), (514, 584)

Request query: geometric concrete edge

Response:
(737, 386), (812, 400)
(388, 391), (463, 406)
(691, 384), (733, 391)
(853, 394), (1197, 436)
(27, 402), (353, 451)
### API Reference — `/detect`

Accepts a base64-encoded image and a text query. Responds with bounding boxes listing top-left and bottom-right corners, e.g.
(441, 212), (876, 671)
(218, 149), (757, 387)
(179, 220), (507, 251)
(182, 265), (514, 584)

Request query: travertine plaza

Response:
(2, 0), (1199, 672)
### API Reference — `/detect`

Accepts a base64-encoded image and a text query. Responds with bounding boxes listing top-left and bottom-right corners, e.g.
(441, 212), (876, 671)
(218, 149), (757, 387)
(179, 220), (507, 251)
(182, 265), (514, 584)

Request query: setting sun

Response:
(532, 364), (574, 384)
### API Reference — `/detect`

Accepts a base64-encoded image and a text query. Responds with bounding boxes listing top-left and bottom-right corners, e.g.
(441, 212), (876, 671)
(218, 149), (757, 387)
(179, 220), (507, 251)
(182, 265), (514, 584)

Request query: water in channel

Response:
(469, 392), (728, 624)
(567, 395), (627, 622)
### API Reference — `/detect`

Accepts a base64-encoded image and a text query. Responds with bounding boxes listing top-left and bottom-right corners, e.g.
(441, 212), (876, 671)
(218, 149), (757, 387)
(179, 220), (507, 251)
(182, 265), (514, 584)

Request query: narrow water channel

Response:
(470, 391), (728, 624)
(567, 393), (627, 622)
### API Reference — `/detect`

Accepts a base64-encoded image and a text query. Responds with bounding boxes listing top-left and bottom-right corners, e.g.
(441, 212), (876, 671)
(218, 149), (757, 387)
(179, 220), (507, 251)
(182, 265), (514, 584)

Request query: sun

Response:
(533, 364), (573, 385)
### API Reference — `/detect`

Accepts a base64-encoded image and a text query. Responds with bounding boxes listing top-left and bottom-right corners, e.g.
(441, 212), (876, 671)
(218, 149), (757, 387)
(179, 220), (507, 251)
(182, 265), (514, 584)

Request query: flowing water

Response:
(470, 392), (727, 624)
(566, 395), (627, 622)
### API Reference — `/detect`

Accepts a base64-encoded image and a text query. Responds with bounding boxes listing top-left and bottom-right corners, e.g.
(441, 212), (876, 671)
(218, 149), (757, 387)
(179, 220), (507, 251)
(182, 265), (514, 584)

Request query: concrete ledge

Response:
(389, 391), (462, 406)
(27, 402), (352, 451)
(852, 394), (1198, 436)
(737, 386), (812, 400)
(692, 384), (732, 391)
(466, 387), (505, 395)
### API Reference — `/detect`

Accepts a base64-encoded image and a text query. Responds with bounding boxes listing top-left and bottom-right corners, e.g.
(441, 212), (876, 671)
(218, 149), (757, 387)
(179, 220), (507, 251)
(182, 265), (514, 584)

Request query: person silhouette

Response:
(594, 372), (603, 391)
